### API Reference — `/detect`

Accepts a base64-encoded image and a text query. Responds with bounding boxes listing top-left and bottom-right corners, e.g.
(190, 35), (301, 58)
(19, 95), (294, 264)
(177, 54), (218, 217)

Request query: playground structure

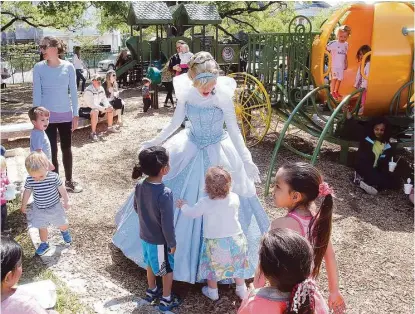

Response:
(226, 2), (414, 195)
(116, 2), (241, 82)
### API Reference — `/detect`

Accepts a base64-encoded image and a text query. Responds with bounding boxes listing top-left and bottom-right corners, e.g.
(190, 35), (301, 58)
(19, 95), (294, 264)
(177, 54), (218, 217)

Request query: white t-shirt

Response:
(179, 52), (193, 65)
(181, 192), (243, 239)
(73, 54), (84, 70)
(326, 40), (348, 69)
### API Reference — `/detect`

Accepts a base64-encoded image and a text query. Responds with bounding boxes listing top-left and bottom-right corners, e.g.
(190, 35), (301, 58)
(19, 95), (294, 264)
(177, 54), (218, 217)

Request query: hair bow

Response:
(290, 278), (316, 313)
(318, 182), (333, 197)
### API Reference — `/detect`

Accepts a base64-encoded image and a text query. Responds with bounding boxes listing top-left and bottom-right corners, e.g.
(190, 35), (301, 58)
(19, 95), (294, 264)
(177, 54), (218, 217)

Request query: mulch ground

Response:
(2, 85), (414, 313)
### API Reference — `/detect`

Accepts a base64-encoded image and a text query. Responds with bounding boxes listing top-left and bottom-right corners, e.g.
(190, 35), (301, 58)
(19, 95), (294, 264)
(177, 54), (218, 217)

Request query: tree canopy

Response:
(1, 1), (89, 32)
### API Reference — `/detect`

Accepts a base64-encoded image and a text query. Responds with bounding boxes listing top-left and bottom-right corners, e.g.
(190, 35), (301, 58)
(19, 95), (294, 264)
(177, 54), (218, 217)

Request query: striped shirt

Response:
(24, 172), (62, 209)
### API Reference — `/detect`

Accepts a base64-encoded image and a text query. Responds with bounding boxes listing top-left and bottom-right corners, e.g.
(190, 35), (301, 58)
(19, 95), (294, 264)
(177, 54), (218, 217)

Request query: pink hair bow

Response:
(318, 182), (333, 197)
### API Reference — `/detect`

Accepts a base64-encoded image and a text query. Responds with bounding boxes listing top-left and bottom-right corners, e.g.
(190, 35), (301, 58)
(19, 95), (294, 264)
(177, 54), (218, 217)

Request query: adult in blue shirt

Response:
(33, 36), (83, 193)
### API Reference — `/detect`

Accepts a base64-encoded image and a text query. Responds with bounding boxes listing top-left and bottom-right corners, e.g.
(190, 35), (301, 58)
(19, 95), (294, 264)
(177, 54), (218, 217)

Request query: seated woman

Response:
(79, 74), (119, 142)
(1, 236), (57, 314)
(354, 117), (398, 195)
(103, 70), (125, 127)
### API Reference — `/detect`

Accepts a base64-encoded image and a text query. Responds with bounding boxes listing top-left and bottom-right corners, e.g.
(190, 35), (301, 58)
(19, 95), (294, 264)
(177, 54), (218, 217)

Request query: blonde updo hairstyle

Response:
(188, 51), (220, 89)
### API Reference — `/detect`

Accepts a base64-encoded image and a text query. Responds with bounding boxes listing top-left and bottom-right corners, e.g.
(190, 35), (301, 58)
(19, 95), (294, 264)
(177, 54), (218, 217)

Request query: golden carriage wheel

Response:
(227, 72), (272, 147)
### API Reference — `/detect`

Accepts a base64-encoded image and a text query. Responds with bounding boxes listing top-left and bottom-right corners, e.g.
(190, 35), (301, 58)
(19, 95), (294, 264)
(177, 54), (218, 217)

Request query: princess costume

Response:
(113, 73), (270, 283)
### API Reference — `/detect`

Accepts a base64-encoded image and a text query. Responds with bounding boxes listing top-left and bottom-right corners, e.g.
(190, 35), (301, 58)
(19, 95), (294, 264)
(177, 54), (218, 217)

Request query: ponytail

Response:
(132, 164), (143, 179)
(309, 183), (334, 277)
(285, 279), (317, 314)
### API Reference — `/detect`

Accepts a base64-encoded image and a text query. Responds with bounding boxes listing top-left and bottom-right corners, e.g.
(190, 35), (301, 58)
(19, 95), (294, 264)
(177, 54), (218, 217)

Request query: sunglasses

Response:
(39, 44), (52, 50)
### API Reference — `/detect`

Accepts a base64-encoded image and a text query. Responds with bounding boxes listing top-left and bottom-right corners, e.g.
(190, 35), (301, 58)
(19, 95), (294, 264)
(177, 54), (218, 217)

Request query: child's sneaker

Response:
(36, 242), (50, 256)
(143, 286), (162, 303)
(159, 294), (181, 312)
(61, 230), (72, 244)
(359, 181), (378, 195)
(201, 286), (219, 301)
(353, 171), (363, 185)
(89, 132), (99, 142)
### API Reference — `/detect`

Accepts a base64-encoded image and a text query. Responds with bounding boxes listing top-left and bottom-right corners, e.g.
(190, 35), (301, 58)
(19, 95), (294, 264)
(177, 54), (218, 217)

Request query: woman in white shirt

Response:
(73, 47), (86, 92)
(176, 166), (248, 302)
(80, 74), (119, 142)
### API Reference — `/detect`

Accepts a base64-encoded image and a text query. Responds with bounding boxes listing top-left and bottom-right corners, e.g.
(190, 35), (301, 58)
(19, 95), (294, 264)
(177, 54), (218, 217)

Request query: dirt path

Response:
(3, 89), (413, 313)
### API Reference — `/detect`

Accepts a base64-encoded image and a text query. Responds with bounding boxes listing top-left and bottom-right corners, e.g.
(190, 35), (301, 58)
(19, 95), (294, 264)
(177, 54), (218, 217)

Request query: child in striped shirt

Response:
(20, 152), (72, 256)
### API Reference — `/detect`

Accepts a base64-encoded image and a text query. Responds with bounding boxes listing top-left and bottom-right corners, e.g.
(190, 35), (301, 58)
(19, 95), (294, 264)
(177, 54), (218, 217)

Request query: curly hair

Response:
(205, 166), (232, 199)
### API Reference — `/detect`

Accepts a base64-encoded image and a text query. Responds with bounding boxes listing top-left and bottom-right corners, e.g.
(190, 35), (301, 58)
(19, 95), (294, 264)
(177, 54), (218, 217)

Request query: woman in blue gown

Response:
(113, 52), (269, 284)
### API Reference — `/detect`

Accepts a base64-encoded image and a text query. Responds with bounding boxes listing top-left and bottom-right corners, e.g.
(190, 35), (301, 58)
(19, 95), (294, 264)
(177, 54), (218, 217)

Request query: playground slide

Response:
(311, 2), (414, 116)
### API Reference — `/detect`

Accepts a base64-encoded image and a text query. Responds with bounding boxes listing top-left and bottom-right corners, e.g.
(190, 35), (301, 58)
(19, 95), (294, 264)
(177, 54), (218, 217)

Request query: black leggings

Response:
(76, 69), (86, 92)
(1, 204), (7, 232)
(163, 82), (174, 105)
(45, 122), (73, 182)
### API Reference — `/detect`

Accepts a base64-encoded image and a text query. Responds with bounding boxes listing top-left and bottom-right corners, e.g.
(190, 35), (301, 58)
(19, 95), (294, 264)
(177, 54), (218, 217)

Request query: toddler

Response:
(238, 228), (328, 313)
(178, 44), (193, 75)
(176, 166), (248, 301)
(20, 152), (71, 256)
(326, 25), (351, 100)
(132, 146), (180, 312)
(353, 45), (371, 115)
(254, 162), (345, 313)
(0, 156), (10, 233)
(142, 77), (152, 113)
(1, 236), (57, 313)
(28, 107), (54, 170)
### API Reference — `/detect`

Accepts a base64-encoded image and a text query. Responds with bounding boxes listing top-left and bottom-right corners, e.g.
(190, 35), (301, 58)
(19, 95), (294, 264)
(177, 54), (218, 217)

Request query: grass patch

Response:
(6, 200), (93, 313)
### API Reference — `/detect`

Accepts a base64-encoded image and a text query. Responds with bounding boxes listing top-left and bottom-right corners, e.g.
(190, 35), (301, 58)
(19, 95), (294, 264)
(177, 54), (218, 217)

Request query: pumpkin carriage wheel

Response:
(227, 72), (271, 147)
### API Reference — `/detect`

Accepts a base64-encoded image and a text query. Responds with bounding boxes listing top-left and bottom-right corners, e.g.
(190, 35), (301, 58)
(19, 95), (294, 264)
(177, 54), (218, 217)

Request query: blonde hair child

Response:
(176, 166), (249, 301)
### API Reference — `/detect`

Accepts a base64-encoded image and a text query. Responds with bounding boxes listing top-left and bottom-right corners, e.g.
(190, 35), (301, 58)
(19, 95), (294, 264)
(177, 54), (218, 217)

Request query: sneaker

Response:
(117, 121), (124, 127)
(143, 287), (162, 303)
(159, 294), (181, 312)
(107, 126), (120, 133)
(164, 103), (171, 108)
(61, 230), (72, 244)
(89, 132), (99, 142)
(331, 92), (339, 100)
(201, 286), (219, 301)
(359, 181), (378, 195)
(65, 180), (83, 193)
(36, 242), (50, 256)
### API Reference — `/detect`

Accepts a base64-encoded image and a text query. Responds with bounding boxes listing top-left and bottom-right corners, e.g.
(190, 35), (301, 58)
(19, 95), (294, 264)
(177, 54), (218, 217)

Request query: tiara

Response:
(194, 72), (218, 81)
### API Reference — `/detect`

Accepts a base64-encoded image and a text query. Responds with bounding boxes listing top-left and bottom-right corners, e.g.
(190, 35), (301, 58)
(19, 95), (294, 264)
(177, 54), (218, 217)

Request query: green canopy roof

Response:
(170, 4), (222, 26)
(127, 1), (173, 25)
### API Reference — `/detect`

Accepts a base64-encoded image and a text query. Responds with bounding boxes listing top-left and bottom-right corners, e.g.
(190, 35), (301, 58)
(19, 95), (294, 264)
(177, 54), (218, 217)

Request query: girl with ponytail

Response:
(238, 228), (328, 314)
(253, 162), (345, 313)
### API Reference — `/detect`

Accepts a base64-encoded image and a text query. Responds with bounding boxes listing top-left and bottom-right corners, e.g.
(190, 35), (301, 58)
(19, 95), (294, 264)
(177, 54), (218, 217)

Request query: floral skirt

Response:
(197, 233), (249, 282)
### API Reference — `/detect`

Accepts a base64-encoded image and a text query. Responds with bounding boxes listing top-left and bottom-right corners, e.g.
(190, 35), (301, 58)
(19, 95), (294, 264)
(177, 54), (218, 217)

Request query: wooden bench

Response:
(1, 114), (118, 143)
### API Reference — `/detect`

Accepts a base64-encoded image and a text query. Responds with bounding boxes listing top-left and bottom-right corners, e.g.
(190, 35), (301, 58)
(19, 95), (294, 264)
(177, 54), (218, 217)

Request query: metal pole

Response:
(215, 25), (218, 59)
(140, 25), (143, 78)
(191, 26), (194, 52)
(202, 25), (206, 51)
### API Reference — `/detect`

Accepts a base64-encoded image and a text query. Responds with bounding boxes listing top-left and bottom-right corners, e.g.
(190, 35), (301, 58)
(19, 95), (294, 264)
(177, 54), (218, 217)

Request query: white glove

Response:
(244, 160), (261, 183)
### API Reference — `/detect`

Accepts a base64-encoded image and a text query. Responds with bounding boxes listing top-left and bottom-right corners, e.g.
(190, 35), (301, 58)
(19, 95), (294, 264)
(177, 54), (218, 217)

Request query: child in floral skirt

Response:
(176, 166), (248, 301)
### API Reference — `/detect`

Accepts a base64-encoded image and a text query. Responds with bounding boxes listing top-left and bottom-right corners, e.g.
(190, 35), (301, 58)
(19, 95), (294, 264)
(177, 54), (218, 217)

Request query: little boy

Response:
(142, 78), (152, 113)
(20, 152), (72, 256)
(134, 146), (180, 311)
(326, 25), (351, 99)
(28, 107), (54, 170)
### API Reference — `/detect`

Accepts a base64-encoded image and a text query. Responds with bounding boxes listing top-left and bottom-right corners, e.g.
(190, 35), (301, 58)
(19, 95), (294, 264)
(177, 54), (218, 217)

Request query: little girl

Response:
(354, 117), (398, 195)
(353, 45), (371, 115)
(326, 25), (351, 99)
(238, 228), (328, 313)
(176, 166), (248, 301)
(1, 236), (56, 313)
(254, 162), (345, 313)
(178, 44), (193, 75)
(0, 156), (10, 233)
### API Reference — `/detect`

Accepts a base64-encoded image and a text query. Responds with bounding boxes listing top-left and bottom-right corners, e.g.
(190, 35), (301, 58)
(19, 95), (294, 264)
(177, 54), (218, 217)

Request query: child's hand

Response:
(176, 199), (187, 209)
(329, 290), (346, 313)
(62, 201), (71, 210)
(20, 206), (26, 214)
(169, 247), (176, 254)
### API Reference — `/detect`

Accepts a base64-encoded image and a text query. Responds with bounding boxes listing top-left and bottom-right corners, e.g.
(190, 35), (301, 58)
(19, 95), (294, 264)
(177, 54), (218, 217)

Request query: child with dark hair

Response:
(1, 236), (55, 313)
(131, 146), (180, 312)
(142, 78), (152, 112)
(254, 162), (345, 313)
(354, 117), (398, 195)
(239, 228), (328, 314)
(176, 166), (248, 301)
(353, 45), (371, 115)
